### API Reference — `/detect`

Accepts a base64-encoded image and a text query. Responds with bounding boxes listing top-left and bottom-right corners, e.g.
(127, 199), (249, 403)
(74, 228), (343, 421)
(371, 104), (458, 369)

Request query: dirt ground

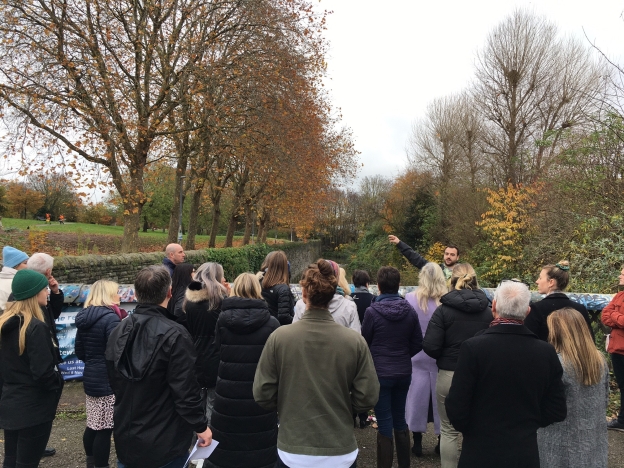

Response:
(2, 381), (624, 467)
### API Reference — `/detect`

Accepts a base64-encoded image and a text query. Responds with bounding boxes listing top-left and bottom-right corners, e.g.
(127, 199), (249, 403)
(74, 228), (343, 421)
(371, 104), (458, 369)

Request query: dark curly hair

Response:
(300, 259), (338, 308)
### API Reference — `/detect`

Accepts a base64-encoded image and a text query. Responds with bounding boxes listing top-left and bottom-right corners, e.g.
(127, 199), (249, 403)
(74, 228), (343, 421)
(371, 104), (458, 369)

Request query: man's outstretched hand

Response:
(388, 235), (401, 245)
(197, 428), (213, 447)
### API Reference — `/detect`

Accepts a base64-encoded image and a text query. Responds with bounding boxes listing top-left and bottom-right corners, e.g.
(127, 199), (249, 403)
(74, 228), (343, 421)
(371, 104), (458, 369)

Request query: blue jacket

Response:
(361, 297), (422, 379)
(162, 257), (176, 276)
(75, 305), (121, 397)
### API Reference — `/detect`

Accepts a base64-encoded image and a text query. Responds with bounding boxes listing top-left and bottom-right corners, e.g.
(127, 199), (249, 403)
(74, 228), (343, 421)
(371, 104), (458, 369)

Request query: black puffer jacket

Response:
(75, 305), (121, 397)
(184, 281), (221, 387)
(209, 297), (280, 468)
(262, 283), (295, 325)
(0, 316), (64, 430)
(105, 304), (207, 468)
(422, 288), (492, 371)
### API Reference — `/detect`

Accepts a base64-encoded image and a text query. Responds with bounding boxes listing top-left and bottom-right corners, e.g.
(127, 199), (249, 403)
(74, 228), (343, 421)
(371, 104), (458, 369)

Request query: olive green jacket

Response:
(253, 306), (379, 456)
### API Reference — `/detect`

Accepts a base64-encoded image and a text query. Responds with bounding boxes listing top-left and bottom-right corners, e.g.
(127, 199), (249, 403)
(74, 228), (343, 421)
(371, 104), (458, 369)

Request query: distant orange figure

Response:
(59, 214), (65, 225)
(45, 213), (51, 224)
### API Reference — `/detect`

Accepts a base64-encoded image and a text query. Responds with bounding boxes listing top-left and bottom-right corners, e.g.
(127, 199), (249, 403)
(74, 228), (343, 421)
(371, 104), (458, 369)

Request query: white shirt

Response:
(277, 449), (358, 468)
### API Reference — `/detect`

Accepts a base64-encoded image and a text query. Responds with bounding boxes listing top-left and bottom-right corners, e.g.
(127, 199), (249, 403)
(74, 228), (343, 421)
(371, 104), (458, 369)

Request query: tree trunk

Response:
(186, 179), (205, 250)
(225, 212), (238, 247)
(258, 215), (268, 243)
(119, 170), (145, 253)
(242, 203), (252, 245)
(143, 215), (149, 233)
(208, 189), (222, 248)
(167, 159), (188, 244)
(121, 209), (141, 253)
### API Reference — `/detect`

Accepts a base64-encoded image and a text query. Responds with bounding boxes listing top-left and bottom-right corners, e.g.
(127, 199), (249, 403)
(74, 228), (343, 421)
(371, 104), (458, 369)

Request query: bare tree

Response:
(473, 9), (604, 184)
(408, 95), (461, 183)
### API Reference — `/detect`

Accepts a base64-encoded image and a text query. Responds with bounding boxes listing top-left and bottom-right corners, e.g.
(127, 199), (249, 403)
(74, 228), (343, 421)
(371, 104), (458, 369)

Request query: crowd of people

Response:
(0, 238), (620, 468)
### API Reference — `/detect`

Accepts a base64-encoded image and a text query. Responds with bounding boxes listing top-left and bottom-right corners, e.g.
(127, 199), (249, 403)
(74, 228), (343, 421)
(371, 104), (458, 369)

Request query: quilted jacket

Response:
(75, 305), (121, 396)
(209, 296), (280, 468)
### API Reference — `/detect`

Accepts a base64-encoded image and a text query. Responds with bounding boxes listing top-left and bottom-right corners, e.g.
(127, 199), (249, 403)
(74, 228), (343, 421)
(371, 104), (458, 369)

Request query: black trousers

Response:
(611, 352), (624, 422)
(3, 421), (53, 468)
(275, 455), (356, 468)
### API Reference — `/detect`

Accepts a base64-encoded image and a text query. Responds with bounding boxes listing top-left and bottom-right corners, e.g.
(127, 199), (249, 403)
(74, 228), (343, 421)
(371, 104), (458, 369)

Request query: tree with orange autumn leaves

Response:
(0, 0), (356, 252)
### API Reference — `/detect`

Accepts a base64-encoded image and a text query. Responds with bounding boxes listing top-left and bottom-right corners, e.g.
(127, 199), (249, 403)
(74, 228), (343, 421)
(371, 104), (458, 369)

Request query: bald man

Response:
(163, 243), (186, 276)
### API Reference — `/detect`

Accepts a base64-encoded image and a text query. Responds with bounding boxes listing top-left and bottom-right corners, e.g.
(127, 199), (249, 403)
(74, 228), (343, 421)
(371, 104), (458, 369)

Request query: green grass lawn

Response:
(1, 217), (224, 241)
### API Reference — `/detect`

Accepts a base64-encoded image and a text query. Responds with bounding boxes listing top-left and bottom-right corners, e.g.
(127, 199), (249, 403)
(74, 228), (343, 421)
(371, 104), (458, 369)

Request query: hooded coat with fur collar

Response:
(183, 281), (222, 387)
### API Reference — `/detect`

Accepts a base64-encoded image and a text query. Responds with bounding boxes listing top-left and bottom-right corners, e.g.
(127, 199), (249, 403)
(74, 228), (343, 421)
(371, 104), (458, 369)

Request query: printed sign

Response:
(55, 309), (85, 380)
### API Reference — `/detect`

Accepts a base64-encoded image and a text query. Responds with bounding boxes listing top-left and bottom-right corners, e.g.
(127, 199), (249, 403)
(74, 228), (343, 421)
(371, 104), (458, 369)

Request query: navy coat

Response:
(75, 305), (121, 397)
(361, 297), (423, 379)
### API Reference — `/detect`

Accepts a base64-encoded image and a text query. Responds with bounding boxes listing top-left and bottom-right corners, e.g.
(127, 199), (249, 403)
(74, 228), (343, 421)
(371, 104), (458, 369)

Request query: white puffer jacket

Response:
(293, 293), (361, 332)
(0, 266), (18, 312)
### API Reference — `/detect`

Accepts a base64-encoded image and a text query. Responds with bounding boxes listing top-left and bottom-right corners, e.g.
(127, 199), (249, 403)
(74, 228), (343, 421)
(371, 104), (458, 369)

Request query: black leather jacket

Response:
(105, 304), (207, 468)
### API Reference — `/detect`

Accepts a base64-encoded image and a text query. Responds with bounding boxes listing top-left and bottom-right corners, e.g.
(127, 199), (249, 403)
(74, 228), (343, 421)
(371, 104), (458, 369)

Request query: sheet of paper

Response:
(184, 439), (219, 467)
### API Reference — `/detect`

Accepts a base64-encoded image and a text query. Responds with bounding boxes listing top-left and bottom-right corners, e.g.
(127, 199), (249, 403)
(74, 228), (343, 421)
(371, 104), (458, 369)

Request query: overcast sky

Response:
(318, 0), (624, 185)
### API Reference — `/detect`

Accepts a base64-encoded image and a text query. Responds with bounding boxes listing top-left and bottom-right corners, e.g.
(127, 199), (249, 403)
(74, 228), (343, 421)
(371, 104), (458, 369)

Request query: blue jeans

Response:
(374, 376), (411, 438)
(117, 453), (188, 468)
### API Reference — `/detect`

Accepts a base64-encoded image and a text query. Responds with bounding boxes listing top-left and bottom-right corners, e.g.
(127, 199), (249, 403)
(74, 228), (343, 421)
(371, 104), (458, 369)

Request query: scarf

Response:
(111, 304), (128, 320)
(489, 317), (523, 327)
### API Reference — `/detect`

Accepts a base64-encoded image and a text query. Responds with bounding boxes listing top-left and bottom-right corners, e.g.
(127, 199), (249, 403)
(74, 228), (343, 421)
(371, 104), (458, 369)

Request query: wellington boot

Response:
(394, 428), (411, 468)
(376, 432), (394, 468)
(411, 431), (423, 457)
(86, 456), (95, 468)
(94, 465), (110, 468)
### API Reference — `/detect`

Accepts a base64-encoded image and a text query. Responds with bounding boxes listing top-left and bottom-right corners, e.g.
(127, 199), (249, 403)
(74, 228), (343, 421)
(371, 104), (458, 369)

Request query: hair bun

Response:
(316, 259), (335, 278)
(555, 260), (570, 271)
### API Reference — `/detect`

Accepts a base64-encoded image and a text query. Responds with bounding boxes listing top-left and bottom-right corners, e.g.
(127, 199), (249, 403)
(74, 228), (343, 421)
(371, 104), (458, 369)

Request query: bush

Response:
(199, 244), (272, 281)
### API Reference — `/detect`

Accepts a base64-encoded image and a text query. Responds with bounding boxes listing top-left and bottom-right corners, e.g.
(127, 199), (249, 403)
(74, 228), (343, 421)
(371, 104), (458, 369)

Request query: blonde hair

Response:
(231, 273), (263, 299)
(338, 268), (351, 296)
(416, 263), (447, 312)
(450, 263), (478, 290)
(547, 308), (605, 386)
(0, 296), (46, 355)
(84, 280), (120, 308)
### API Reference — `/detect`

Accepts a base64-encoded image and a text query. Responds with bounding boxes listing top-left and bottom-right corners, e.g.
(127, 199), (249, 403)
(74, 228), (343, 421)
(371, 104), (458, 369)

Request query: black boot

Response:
(3, 455), (16, 468)
(435, 434), (441, 455)
(411, 432), (423, 456)
(376, 432), (394, 468)
(86, 455), (95, 468)
(394, 429), (411, 468)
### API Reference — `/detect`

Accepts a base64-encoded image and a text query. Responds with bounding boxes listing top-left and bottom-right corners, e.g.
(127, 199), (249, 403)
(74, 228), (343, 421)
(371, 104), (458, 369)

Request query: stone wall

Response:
(51, 241), (322, 284)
